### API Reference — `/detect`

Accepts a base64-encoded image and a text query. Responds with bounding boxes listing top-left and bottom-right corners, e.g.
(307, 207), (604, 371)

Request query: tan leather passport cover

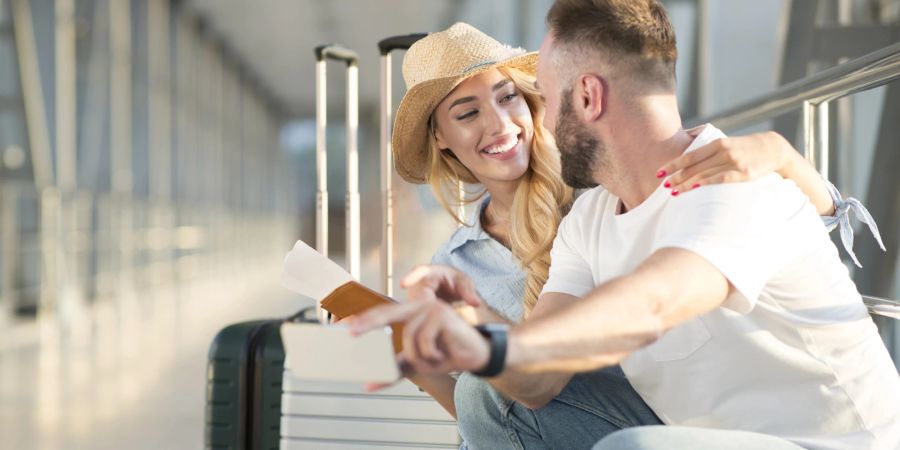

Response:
(320, 281), (404, 353)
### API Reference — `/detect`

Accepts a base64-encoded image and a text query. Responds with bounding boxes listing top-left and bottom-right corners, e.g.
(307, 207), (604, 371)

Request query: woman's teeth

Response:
(482, 137), (517, 154)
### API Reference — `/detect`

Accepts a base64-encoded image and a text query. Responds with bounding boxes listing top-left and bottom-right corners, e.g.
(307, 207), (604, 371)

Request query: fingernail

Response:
(671, 189), (679, 196)
(656, 170), (667, 178)
(664, 181), (671, 188)
(691, 183), (700, 189)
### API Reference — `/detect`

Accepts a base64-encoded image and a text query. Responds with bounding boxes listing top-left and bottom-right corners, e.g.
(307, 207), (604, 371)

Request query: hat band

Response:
(461, 60), (497, 74)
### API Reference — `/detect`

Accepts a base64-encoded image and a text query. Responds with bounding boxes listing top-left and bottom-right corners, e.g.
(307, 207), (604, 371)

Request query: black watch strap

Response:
(471, 324), (508, 378)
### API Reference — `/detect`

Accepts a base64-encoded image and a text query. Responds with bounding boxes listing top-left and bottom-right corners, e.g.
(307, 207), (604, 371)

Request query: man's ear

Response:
(577, 74), (605, 122)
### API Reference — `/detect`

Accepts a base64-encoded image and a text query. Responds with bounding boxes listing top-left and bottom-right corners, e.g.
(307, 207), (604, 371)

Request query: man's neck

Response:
(598, 99), (694, 212)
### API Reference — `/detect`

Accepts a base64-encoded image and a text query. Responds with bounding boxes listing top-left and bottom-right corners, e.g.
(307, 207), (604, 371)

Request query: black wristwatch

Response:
(471, 323), (509, 378)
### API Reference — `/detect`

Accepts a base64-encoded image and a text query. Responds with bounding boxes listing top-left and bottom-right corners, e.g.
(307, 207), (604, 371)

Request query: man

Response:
(354, 1), (900, 449)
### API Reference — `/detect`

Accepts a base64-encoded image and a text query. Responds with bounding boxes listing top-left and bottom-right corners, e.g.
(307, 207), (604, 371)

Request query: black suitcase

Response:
(204, 307), (318, 450)
(205, 319), (285, 450)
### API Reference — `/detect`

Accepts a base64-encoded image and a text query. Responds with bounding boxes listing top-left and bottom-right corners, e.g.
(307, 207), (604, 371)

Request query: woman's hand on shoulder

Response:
(658, 130), (794, 194)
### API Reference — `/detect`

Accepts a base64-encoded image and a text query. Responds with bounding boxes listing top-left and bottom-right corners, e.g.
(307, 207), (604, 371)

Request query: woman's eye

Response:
(456, 110), (477, 120)
(500, 92), (519, 103)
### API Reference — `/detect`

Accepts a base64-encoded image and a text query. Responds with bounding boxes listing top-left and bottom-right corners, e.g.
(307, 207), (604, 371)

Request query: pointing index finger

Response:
(350, 301), (422, 336)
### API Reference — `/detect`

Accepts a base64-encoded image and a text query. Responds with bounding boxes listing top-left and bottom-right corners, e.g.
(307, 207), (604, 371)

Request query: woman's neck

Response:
(482, 178), (517, 219)
(481, 185), (516, 248)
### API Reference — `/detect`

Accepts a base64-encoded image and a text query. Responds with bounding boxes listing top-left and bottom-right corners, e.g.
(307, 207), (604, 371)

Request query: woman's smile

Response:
(481, 133), (523, 160)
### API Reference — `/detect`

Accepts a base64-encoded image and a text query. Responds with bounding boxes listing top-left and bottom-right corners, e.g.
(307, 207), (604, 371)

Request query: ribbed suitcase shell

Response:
(206, 320), (285, 450)
(279, 375), (460, 449)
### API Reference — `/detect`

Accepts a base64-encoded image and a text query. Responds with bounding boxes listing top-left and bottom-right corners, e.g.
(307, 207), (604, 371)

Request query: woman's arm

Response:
(659, 130), (885, 266)
(660, 130), (834, 215)
(767, 132), (834, 216)
(339, 315), (460, 418)
(406, 373), (459, 419)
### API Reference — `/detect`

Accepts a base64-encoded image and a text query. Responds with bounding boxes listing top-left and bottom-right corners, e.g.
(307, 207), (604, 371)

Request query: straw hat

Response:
(392, 22), (538, 184)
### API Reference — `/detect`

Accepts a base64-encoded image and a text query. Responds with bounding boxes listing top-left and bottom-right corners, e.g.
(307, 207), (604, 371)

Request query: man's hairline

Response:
(547, 32), (676, 94)
(546, 34), (607, 90)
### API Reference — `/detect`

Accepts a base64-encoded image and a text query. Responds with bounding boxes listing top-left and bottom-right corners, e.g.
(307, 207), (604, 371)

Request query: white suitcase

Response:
(280, 36), (460, 449)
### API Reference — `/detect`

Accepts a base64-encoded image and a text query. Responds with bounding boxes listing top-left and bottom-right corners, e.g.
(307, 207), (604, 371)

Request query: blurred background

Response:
(0, 0), (897, 449)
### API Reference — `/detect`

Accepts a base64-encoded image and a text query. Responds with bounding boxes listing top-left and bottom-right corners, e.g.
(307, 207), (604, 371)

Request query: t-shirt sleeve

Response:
(652, 175), (815, 313)
(541, 211), (595, 298)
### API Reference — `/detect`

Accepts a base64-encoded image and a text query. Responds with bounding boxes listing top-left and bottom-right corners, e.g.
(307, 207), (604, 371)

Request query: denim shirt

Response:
(431, 180), (882, 324)
(431, 199), (525, 323)
(821, 179), (885, 267)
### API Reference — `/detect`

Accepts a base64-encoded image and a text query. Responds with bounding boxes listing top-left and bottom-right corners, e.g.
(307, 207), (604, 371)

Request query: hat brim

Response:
(392, 52), (539, 185)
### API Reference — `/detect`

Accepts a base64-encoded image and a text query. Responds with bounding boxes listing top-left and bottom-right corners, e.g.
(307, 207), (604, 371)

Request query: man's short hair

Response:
(547, 0), (677, 91)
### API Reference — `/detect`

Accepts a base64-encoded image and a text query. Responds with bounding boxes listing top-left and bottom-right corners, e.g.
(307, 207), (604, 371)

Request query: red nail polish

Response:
(664, 181), (671, 188)
(692, 183), (700, 189)
(671, 189), (679, 196)
(656, 170), (667, 178)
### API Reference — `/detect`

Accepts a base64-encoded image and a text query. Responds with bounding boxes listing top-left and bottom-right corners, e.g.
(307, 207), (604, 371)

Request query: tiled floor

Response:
(0, 268), (311, 450)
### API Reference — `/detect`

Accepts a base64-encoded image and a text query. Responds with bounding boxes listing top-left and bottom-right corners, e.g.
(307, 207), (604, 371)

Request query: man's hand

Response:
(350, 265), (499, 383)
(401, 265), (483, 307)
(351, 298), (490, 376)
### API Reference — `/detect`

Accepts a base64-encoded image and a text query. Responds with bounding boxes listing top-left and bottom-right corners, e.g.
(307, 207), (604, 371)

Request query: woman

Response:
(386, 22), (878, 447)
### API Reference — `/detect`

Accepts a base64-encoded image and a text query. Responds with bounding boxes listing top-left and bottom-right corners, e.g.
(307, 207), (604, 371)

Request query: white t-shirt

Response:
(542, 124), (900, 450)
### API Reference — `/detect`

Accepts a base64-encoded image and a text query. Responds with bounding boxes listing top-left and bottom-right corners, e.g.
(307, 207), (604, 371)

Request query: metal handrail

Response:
(685, 43), (900, 319)
(687, 42), (900, 175)
(864, 296), (900, 320)
(686, 42), (900, 130)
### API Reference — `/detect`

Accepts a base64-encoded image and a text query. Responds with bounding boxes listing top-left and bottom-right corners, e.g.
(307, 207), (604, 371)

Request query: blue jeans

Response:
(455, 366), (662, 450)
(592, 426), (806, 450)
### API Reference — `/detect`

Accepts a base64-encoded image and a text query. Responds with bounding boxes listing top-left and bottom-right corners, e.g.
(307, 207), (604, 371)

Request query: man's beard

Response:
(555, 90), (603, 189)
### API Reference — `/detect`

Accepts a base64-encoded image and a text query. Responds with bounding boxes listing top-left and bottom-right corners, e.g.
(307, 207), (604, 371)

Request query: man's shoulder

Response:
(685, 123), (727, 154)
(659, 173), (822, 248)
(671, 173), (808, 213)
(556, 187), (613, 241)
(569, 186), (612, 215)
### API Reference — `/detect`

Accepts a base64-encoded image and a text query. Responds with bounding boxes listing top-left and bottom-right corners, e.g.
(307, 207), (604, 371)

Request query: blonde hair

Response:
(427, 67), (574, 316)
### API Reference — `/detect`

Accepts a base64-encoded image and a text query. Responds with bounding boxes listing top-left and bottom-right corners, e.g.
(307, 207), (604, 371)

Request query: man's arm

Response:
(467, 246), (732, 408)
(482, 292), (579, 409)
(505, 247), (731, 373)
(456, 302), (513, 325)
(352, 250), (731, 407)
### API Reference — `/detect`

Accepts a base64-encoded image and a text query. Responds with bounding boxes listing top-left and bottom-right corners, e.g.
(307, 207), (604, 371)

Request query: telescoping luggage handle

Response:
(315, 44), (360, 285)
(378, 33), (427, 297)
